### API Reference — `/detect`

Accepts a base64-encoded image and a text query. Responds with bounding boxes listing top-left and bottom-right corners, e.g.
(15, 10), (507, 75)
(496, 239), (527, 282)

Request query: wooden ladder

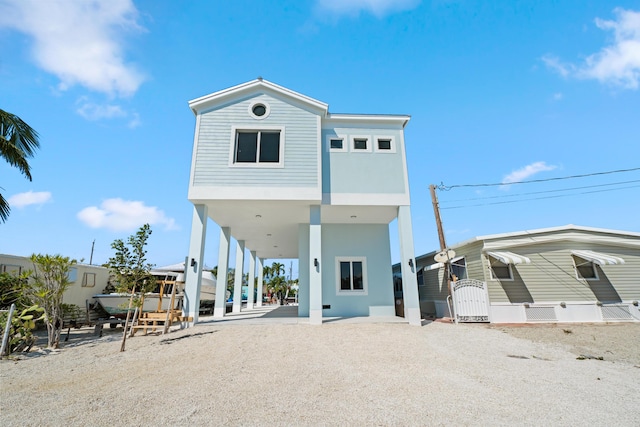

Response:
(129, 280), (193, 336)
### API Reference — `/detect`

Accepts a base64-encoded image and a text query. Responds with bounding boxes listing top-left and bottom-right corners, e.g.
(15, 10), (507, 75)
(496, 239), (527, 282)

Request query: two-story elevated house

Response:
(183, 79), (421, 325)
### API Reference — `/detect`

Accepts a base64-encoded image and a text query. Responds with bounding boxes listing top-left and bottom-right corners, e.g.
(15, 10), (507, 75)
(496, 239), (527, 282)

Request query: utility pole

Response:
(429, 185), (447, 250)
(89, 239), (95, 265)
(430, 184), (454, 318)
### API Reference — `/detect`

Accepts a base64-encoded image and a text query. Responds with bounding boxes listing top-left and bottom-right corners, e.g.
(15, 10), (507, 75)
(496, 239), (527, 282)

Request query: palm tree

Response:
(1, 109), (41, 222)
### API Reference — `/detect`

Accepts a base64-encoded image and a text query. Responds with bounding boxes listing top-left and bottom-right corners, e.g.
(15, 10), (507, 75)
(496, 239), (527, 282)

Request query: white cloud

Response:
(580, 8), (640, 89)
(77, 198), (178, 232)
(8, 191), (52, 208)
(316, 0), (420, 17)
(541, 55), (573, 77)
(502, 162), (557, 186)
(75, 97), (141, 127)
(543, 8), (640, 90)
(552, 92), (564, 101)
(76, 100), (127, 121)
(0, 0), (145, 97)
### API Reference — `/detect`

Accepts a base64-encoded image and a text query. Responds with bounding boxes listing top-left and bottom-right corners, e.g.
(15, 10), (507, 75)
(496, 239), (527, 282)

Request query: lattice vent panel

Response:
(525, 306), (557, 322)
(600, 305), (634, 320)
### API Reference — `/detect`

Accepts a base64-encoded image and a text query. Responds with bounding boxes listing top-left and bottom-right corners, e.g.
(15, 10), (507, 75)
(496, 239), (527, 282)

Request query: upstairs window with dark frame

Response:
(377, 138), (392, 150)
(235, 130), (281, 164)
(353, 137), (369, 151)
(330, 138), (344, 150)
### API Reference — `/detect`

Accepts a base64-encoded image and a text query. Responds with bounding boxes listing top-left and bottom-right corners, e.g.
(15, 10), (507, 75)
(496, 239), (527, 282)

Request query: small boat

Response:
(94, 265), (217, 317)
(93, 292), (179, 317)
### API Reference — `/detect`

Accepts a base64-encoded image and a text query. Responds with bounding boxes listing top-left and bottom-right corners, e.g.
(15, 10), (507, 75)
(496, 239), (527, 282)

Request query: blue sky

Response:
(1, 0), (639, 274)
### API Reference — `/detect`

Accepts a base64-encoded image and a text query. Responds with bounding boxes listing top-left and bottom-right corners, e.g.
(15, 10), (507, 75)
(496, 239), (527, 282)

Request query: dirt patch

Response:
(490, 322), (640, 366)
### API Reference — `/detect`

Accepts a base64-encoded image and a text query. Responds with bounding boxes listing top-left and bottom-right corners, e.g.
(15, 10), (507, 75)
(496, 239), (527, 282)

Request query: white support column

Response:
(398, 205), (421, 326)
(256, 257), (264, 307)
(214, 226), (231, 318)
(309, 205), (322, 325)
(183, 204), (208, 324)
(232, 240), (245, 313)
(247, 250), (256, 309)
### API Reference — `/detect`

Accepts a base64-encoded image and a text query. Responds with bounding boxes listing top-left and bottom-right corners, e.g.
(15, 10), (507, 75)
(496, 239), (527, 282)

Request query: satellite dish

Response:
(434, 249), (456, 263)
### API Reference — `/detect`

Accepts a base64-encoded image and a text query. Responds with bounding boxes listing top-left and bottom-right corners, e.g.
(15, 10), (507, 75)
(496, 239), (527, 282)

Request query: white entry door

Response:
(451, 279), (490, 323)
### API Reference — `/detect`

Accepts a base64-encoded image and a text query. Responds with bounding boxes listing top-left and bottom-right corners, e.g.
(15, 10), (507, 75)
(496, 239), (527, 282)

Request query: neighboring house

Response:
(183, 79), (421, 325)
(0, 254), (110, 309)
(394, 225), (640, 323)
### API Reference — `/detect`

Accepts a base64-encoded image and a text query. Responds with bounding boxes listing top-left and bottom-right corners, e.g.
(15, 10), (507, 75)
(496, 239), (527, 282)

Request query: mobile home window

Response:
(573, 257), (598, 280)
(336, 257), (368, 295)
(82, 272), (96, 287)
(234, 130), (281, 164)
(1, 264), (22, 275)
(488, 258), (513, 280)
(450, 257), (467, 281)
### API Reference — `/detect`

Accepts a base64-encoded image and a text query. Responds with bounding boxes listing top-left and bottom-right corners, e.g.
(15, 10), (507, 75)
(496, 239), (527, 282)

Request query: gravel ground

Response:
(1, 319), (639, 426)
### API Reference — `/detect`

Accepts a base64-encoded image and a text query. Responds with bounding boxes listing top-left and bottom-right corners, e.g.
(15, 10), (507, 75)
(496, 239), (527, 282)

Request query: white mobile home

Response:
(0, 254), (110, 309)
(398, 225), (640, 323)
(183, 79), (421, 325)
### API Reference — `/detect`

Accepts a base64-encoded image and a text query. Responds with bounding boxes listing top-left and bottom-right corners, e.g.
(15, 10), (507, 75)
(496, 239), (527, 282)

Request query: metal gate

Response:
(451, 279), (490, 323)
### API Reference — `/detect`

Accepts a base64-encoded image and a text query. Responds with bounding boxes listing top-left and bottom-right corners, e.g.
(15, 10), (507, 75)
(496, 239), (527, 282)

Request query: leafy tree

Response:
(0, 271), (44, 355)
(107, 224), (156, 295)
(28, 254), (76, 348)
(0, 109), (41, 222)
(265, 262), (289, 305)
(0, 271), (30, 309)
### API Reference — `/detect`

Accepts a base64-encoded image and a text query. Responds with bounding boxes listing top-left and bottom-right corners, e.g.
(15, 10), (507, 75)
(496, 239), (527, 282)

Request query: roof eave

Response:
(188, 79), (329, 115)
(325, 113), (411, 128)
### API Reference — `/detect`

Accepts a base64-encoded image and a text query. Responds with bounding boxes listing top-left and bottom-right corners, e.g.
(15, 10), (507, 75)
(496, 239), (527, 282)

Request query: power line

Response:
(439, 179), (640, 204)
(441, 184), (640, 210)
(438, 167), (640, 190)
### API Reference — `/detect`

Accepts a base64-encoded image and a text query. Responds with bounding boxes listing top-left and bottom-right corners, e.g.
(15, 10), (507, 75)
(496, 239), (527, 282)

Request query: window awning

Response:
(571, 250), (625, 265)
(485, 251), (531, 265)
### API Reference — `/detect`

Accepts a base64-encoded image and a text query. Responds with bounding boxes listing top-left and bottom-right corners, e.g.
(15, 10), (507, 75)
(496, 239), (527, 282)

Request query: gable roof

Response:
(452, 224), (640, 251)
(188, 78), (329, 115)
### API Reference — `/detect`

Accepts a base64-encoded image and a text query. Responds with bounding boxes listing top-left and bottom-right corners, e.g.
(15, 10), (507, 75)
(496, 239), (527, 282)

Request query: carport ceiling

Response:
(202, 200), (398, 259)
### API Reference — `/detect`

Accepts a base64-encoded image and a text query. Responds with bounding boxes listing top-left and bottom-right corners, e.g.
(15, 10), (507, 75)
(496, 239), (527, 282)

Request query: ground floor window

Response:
(336, 257), (367, 295)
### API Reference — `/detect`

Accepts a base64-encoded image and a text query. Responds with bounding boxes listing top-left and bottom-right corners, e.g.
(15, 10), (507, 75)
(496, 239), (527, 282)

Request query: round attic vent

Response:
(249, 102), (270, 120)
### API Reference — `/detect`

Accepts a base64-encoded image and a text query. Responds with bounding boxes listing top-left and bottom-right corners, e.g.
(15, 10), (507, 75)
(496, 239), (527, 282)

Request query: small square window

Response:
(574, 257), (598, 280)
(374, 136), (396, 153)
(353, 138), (368, 150)
(326, 135), (346, 152)
(488, 258), (513, 280)
(378, 139), (392, 150)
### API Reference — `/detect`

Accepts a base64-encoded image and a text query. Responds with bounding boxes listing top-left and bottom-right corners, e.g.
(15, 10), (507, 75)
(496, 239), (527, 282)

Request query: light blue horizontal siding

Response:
(193, 93), (318, 187)
(321, 127), (407, 194)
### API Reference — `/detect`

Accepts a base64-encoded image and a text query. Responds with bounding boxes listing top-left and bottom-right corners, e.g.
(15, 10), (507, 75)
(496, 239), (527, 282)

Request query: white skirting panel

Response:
(489, 302), (640, 323)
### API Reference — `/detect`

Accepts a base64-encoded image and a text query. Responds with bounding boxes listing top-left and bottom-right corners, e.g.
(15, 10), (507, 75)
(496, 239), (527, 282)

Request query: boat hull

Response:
(93, 294), (178, 317)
